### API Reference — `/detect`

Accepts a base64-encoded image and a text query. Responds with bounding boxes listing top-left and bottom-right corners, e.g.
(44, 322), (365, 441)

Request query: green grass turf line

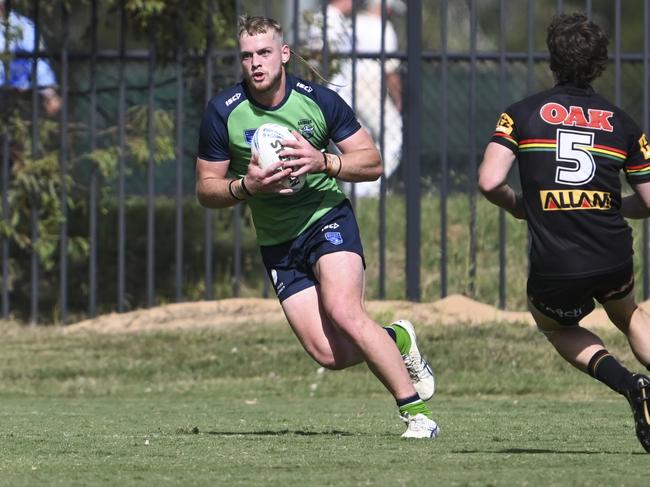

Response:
(0, 321), (646, 485)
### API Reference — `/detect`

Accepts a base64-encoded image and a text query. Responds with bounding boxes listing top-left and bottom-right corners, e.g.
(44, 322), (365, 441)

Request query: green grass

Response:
(0, 318), (648, 486)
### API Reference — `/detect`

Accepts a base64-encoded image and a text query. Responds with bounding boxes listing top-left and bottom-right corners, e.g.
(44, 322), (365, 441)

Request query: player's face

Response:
(239, 31), (289, 98)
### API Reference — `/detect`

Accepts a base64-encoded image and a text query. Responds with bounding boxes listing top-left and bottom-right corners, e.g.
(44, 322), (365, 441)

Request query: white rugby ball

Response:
(251, 123), (306, 192)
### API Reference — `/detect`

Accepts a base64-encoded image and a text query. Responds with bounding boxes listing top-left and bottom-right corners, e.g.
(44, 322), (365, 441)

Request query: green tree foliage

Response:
(1, 103), (176, 270)
(1, 0), (236, 275)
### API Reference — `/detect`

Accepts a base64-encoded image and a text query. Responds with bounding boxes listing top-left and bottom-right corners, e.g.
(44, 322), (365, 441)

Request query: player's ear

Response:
(281, 44), (290, 65)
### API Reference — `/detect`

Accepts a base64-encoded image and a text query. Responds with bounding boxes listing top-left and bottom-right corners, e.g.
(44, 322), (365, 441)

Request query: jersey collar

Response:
(242, 73), (294, 112)
(554, 82), (595, 96)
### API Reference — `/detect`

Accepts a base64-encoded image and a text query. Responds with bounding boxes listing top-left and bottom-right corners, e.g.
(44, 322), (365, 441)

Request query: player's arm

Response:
(196, 156), (295, 208)
(280, 127), (382, 182)
(195, 158), (245, 209)
(621, 182), (650, 219)
(331, 127), (382, 182)
(478, 142), (525, 220)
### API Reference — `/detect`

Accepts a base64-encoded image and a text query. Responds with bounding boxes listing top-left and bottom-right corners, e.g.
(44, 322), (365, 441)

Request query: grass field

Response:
(0, 316), (648, 486)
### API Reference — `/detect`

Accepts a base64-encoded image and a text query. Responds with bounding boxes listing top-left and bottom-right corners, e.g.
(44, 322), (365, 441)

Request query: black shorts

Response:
(260, 199), (365, 302)
(527, 260), (634, 326)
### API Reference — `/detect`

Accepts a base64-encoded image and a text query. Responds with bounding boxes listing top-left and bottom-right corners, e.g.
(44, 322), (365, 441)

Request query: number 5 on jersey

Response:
(555, 129), (596, 186)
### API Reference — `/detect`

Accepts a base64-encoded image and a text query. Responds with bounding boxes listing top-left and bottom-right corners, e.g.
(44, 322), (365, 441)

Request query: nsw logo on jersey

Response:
(540, 189), (611, 211)
(244, 129), (256, 146)
(539, 103), (614, 132)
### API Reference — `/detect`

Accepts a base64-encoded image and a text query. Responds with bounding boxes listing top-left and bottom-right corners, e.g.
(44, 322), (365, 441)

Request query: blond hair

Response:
(238, 16), (284, 44)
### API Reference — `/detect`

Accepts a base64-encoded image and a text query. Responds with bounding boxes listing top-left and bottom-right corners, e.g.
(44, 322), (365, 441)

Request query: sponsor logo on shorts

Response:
(542, 304), (584, 319)
(271, 269), (285, 294)
(321, 223), (340, 232)
(540, 189), (611, 211)
(325, 231), (343, 245)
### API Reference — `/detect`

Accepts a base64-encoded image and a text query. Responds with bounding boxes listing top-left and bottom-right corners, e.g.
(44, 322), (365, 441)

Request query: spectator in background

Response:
(343, 0), (404, 198)
(303, 0), (354, 56)
(0, 0), (61, 117)
(304, 0), (405, 198)
(302, 0), (354, 100)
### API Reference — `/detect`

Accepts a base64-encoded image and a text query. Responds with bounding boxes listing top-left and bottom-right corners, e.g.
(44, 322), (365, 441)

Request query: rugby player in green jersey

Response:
(195, 16), (437, 438)
(479, 13), (650, 452)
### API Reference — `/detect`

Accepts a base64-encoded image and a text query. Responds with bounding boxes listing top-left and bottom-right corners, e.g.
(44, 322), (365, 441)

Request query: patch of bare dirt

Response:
(64, 298), (285, 334)
(64, 294), (650, 334)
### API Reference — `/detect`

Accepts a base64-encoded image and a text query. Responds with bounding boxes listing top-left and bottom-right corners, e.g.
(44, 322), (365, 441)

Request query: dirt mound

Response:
(65, 298), (285, 334)
(66, 294), (650, 334)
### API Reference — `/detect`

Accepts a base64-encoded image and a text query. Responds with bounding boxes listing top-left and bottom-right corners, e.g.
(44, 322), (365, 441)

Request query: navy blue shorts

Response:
(260, 199), (365, 302)
(527, 260), (634, 326)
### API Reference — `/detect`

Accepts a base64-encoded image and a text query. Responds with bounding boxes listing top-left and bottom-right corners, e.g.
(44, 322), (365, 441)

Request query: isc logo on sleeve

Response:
(225, 92), (241, 107)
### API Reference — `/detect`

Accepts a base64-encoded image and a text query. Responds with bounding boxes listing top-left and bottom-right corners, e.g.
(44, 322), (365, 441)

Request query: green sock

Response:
(398, 398), (432, 419)
(384, 324), (411, 355)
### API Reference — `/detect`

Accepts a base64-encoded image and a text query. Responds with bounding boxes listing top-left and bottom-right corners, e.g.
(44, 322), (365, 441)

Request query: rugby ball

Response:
(251, 123), (306, 192)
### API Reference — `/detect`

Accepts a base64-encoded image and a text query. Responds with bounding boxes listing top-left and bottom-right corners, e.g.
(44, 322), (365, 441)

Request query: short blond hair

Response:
(238, 15), (284, 43)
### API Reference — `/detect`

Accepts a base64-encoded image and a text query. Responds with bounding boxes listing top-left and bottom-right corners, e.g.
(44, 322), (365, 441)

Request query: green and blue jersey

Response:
(198, 74), (361, 246)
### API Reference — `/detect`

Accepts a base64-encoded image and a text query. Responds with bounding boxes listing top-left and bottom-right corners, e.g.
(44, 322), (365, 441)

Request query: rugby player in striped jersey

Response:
(479, 13), (650, 453)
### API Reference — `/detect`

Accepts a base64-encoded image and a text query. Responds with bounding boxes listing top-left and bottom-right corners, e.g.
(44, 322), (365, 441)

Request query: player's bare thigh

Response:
(602, 288), (639, 333)
(280, 284), (363, 370)
(312, 251), (368, 322)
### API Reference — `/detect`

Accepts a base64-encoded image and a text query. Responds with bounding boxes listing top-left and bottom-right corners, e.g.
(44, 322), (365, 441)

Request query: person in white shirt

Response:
(337, 0), (404, 198)
(304, 0), (405, 198)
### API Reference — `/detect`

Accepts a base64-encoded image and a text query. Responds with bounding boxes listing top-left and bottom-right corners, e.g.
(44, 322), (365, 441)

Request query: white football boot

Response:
(392, 320), (436, 401)
(401, 413), (440, 439)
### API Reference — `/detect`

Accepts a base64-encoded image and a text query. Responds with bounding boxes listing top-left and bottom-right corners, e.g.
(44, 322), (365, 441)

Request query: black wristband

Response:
(334, 154), (342, 178)
(240, 177), (253, 197)
(228, 179), (244, 201)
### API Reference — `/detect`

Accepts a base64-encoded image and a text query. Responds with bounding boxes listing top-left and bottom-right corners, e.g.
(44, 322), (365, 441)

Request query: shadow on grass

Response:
(453, 448), (643, 455)
(206, 429), (357, 437)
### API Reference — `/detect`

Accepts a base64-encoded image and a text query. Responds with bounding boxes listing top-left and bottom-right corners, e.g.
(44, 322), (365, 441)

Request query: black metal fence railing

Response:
(1, 0), (649, 324)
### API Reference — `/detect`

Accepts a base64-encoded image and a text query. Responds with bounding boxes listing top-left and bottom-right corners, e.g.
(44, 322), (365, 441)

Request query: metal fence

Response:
(1, 0), (649, 324)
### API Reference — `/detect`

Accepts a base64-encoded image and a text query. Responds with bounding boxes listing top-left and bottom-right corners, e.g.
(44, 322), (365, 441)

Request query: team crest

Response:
(495, 112), (514, 135)
(640, 134), (650, 160)
(298, 118), (315, 139)
(325, 231), (343, 245)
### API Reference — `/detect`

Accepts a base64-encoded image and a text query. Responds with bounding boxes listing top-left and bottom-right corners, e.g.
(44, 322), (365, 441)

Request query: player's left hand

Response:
(278, 130), (326, 177)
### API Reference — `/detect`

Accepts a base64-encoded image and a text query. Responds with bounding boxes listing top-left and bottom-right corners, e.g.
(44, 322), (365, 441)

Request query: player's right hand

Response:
(244, 154), (294, 195)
